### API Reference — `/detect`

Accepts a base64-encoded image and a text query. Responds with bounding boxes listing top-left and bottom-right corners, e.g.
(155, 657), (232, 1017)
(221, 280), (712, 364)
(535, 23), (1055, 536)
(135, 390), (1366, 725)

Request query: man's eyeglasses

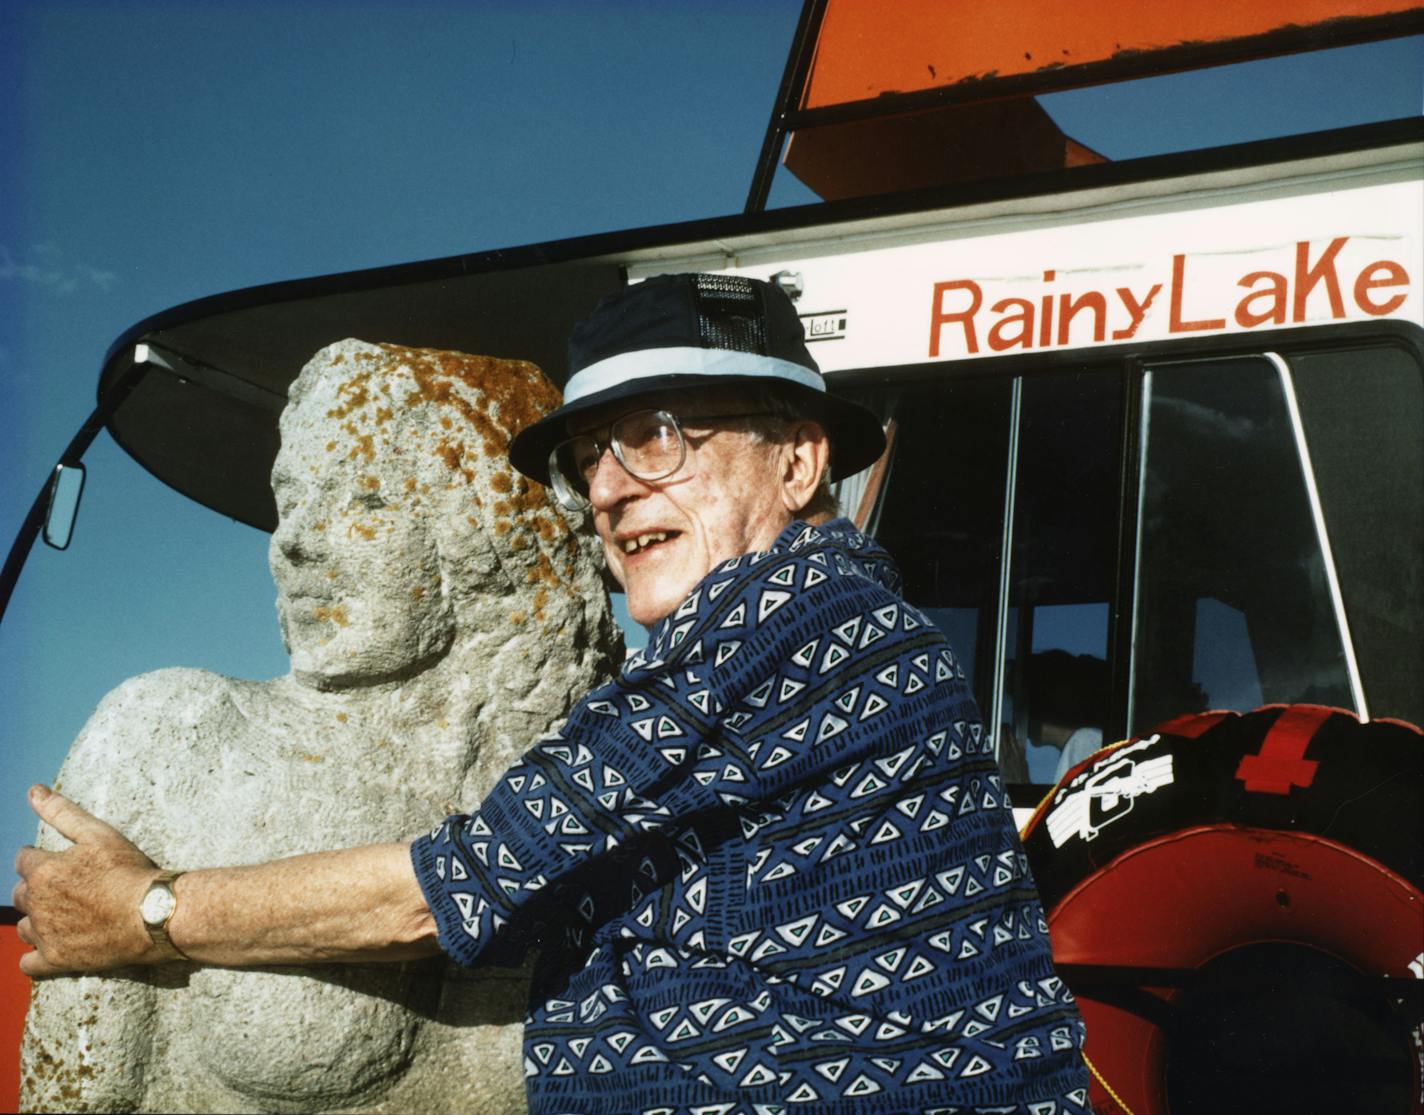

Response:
(547, 409), (772, 511)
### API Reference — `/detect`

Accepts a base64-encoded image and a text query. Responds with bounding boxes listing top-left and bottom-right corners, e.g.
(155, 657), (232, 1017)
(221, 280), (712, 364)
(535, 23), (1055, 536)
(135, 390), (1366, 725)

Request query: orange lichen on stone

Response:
(528, 552), (560, 588)
(490, 469), (574, 573)
(347, 433), (375, 462)
(313, 605), (350, 627)
(299, 752), (326, 763)
(327, 372), (373, 420)
(349, 521), (377, 541)
(378, 339), (559, 463)
(360, 475), (380, 491)
(326, 343), (585, 608)
(335, 712), (348, 723)
(434, 437), (466, 474)
(326, 440), (337, 452)
(410, 585), (425, 600)
(314, 520), (327, 531)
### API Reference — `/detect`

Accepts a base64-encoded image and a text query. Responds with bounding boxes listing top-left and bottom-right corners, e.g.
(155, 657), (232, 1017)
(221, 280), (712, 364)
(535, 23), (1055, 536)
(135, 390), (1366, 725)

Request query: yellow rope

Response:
(1082, 1049), (1136, 1115)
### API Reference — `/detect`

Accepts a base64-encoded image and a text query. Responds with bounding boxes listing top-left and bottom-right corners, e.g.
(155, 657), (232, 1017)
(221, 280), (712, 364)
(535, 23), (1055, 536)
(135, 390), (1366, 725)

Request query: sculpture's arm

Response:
(14, 786), (439, 975)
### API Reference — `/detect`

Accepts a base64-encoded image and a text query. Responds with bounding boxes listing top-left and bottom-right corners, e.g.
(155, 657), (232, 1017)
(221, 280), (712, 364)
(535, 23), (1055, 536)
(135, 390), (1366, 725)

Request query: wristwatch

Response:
(139, 870), (188, 960)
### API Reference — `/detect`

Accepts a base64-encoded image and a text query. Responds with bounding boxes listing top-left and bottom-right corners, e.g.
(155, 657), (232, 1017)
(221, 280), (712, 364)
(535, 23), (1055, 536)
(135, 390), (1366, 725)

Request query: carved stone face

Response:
(268, 339), (582, 688)
(269, 386), (454, 690)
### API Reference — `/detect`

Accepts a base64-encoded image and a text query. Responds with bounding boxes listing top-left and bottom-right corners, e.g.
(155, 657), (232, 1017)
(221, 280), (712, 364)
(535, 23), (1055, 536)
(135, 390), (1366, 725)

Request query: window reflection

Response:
(1002, 372), (1120, 784)
(851, 336), (1422, 791)
(1131, 357), (1354, 735)
(871, 376), (1013, 735)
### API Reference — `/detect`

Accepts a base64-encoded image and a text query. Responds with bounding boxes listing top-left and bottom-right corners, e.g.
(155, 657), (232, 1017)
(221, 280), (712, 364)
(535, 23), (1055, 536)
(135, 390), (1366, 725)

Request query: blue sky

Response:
(1, 0), (1419, 867)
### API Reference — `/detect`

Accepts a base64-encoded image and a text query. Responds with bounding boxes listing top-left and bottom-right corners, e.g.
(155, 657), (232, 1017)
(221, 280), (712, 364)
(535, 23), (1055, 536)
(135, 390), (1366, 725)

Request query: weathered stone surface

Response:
(21, 340), (621, 1114)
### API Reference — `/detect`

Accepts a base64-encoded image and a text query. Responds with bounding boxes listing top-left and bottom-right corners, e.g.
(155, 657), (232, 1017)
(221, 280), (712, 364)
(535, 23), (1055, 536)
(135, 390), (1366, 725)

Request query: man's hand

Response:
(14, 785), (441, 974)
(13, 785), (164, 977)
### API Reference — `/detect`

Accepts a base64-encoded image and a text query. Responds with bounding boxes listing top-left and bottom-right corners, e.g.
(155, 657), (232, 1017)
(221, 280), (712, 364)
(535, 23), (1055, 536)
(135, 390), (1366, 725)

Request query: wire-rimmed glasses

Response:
(547, 408), (771, 511)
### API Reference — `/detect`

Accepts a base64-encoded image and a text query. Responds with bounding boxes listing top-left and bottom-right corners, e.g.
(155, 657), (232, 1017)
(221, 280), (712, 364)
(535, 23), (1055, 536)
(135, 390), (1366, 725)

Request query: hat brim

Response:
(509, 372), (887, 486)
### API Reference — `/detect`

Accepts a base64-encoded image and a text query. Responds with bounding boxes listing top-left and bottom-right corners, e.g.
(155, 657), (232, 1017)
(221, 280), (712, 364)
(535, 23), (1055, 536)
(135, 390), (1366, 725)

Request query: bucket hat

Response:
(508, 273), (886, 484)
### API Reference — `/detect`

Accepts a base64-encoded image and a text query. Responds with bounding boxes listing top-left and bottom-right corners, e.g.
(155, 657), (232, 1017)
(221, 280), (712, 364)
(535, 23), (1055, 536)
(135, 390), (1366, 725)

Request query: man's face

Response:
(579, 394), (802, 627)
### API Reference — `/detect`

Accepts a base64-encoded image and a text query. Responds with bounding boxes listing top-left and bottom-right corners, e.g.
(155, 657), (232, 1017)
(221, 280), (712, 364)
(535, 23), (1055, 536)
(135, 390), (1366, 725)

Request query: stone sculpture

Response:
(20, 339), (621, 1114)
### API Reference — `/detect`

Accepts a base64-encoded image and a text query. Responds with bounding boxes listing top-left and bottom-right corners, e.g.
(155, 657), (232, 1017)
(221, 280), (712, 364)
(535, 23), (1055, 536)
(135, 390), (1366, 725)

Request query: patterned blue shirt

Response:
(412, 519), (1089, 1114)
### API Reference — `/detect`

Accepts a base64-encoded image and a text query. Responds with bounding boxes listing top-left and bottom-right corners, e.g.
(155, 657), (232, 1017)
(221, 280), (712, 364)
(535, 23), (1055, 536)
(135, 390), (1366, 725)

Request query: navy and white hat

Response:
(508, 272), (886, 484)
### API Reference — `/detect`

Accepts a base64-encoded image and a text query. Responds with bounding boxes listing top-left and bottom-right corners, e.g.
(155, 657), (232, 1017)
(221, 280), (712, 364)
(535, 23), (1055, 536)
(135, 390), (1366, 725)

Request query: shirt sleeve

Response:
(410, 532), (942, 968)
(409, 655), (729, 967)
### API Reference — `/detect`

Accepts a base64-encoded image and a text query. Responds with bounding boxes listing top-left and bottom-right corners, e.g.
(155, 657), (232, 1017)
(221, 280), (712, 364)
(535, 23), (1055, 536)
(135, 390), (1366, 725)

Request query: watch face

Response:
(140, 883), (176, 926)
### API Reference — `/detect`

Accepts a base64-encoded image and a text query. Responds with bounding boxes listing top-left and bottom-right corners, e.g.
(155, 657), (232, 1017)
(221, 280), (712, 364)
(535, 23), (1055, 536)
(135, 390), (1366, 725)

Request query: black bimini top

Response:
(95, 119), (1423, 532)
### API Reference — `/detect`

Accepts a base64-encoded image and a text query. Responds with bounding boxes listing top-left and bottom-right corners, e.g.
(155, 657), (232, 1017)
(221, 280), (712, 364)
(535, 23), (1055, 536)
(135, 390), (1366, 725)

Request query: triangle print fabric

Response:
(412, 519), (1089, 1113)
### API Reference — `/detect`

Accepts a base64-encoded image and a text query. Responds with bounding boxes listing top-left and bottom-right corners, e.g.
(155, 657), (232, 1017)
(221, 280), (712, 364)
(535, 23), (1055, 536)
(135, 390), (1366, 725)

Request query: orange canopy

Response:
(775, 0), (1423, 202)
(803, 0), (1424, 108)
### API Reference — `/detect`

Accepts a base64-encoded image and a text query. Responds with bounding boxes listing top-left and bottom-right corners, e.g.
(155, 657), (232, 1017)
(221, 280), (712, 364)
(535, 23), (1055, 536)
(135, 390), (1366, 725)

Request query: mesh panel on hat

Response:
(694, 274), (767, 356)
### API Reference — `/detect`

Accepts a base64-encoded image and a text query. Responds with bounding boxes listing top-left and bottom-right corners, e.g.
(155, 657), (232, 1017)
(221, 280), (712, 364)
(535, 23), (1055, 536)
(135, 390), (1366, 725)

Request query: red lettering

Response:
(1353, 259), (1409, 316)
(1293, 237), (1347, 322)
(988, 298), (1034, 352)
(930, 280), (982, 356)
(1113, 284), (1161, 340)
(1235, 270), (1288, 328)
(1059, 291), (1106, 345)
(1170, 254), (1226, 332)
(1038, 271), (1056, 348)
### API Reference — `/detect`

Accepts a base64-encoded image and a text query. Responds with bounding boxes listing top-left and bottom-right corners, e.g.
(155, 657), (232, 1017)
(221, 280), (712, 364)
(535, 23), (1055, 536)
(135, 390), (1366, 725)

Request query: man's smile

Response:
(619, 529), (679, 556)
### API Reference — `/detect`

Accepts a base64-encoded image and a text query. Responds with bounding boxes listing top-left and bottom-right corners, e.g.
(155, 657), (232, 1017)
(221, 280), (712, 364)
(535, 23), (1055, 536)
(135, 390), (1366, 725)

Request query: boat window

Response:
(840, 334), (1422, 790)
(867, 369), (1122, 784)
(1001, 371), (1122, 785)
(868, 375), (1013, 732)
(1129, 355), (1360, 736)
(1288, 343), (1424, 727)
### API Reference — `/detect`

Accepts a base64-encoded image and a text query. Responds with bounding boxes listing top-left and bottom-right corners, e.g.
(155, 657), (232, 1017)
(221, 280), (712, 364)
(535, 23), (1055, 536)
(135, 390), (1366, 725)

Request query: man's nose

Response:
(587, 446), (647, 509)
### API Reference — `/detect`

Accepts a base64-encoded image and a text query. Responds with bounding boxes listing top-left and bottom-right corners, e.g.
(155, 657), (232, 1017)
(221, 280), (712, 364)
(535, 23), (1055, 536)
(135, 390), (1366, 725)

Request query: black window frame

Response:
(836, 319), (1424, 805)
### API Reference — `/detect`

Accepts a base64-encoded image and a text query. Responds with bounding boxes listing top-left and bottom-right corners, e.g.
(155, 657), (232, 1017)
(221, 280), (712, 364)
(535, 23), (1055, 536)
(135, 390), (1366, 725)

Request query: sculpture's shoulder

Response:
(62, 667), (256, 770)
(76, 665), (253, 731)
(48, 668), (268, 854)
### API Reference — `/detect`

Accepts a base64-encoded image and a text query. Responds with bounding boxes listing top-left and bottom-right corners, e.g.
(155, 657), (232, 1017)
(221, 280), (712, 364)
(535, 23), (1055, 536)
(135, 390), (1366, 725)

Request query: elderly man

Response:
(16, 274), (1090, 1113)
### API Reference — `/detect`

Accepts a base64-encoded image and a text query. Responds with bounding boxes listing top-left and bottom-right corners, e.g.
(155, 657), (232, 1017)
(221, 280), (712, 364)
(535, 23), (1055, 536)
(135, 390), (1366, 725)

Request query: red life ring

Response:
(1021, 705), (1423, 1115)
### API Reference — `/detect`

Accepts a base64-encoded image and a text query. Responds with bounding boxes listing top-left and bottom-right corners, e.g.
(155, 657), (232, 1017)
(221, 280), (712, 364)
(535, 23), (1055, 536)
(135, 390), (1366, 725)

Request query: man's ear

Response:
(779, 420), (831, 514)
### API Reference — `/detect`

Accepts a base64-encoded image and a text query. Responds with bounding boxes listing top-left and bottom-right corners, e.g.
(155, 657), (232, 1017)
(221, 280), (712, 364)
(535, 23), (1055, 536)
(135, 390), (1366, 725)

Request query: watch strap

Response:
(142, 870), (189, 961)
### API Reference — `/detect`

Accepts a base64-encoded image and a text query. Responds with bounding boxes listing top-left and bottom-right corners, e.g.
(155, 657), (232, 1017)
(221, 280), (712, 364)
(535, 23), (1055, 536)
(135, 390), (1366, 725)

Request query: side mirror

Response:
(42, 462), (86, 551)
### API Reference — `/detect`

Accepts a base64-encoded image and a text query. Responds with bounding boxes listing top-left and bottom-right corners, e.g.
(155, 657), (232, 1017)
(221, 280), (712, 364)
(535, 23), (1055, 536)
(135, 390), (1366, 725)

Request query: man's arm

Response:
(13, 785), (439, 977)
